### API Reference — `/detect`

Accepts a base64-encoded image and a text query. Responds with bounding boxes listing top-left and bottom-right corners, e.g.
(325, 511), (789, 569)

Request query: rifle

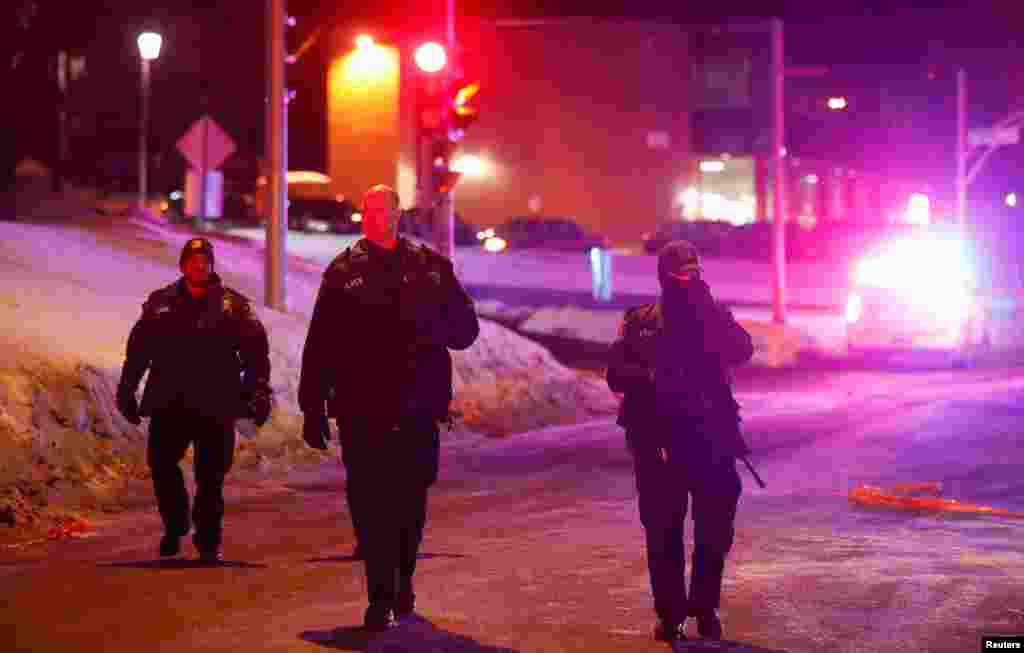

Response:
(739, 455), (767, 489)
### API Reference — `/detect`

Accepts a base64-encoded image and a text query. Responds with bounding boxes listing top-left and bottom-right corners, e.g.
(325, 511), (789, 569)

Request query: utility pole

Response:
(138, 55), (151, 211)
(771, 18), (787, 324)
(265, 0), (288, 310)
(433, 0), (457, 262)
(956, 67), (968, 229)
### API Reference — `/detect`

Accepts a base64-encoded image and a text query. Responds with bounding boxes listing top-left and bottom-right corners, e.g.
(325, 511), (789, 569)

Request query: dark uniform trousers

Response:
(631, 430), (742, 624)
(147, 409), (236, 551)
(339, 436), (365, 549)
(343, 417), (440, 608)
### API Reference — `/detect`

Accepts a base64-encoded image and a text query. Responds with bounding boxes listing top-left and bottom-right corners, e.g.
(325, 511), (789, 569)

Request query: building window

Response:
(694, 58), (751, 109)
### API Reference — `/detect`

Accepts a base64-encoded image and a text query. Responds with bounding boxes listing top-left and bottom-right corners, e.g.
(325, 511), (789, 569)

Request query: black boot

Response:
(159, 534), (181, 557)
(653, 618), (685, 642)
(198, 549), (223, 564)
(363, 604), (396, 632)
(194, 533), (222, 563)
(697, 610), (723, 640)
(395, 577), (416, 618)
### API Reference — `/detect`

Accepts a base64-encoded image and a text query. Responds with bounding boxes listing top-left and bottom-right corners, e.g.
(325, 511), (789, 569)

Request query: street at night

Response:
(3, 359), (1024, 652)
(8, 0), (1024, 651)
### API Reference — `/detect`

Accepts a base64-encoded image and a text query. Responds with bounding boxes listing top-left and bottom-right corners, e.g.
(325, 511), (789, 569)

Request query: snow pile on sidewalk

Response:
(479, 301), (808, 367)
(0, 213), (616, 533)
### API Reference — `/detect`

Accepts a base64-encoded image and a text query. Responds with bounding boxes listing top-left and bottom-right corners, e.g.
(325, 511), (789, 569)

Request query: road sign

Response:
(176, 115), (236, 171)
(968, 126), (1020, 148)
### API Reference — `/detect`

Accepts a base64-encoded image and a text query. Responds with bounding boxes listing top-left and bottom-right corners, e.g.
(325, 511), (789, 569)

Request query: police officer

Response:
(116, 238), (272, 562)
(607, 240), (754, 642)
(298, 185), (479, 632)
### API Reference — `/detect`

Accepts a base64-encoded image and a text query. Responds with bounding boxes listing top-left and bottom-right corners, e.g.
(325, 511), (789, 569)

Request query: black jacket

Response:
(118, 274), (272, 420)
(607, 281), (753, 457)
(297, 237), (479, 426)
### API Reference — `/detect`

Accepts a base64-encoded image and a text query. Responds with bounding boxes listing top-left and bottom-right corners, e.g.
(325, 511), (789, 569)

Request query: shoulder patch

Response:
(343, 276), (365, 290)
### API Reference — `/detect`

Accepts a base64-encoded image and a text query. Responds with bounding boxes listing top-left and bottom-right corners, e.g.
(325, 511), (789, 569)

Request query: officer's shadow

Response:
(306, 552), (468, 564)
(98, 558), (267, 569)
(300, 614), (518, 652)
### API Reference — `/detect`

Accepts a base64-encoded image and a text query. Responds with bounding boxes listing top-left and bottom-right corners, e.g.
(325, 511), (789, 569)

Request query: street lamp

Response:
(136, 31), (162, 211)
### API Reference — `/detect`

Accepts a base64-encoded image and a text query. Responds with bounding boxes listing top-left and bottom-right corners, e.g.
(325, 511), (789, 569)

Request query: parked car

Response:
(398, 208), (479, 246)
(479, 216), (610, 253)
(161, 190), (263, 227)
(287, 197), (359, 234)
(641, 219), (735, 255)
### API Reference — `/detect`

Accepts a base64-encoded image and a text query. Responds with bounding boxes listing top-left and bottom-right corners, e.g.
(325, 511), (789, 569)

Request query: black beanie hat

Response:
(180, 237), (215, 268)
(657, 239), (700, 287)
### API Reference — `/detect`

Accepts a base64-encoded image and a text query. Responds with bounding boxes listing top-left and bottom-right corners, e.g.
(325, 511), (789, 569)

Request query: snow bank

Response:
(481, 301), (809, 367)
(0, 212), (616, 533)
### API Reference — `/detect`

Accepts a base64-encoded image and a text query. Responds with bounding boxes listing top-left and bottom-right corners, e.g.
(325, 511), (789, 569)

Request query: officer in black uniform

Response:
(607, 240), (754, 642)
(116, 238), (272, 562)
(298, 184), (479, 632)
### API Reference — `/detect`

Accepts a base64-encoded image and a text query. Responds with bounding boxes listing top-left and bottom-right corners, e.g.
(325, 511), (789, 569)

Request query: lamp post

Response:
(136, 31), (162, 212)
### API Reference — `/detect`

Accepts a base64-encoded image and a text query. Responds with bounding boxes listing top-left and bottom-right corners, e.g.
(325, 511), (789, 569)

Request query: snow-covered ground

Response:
(0, 212), (617, 530)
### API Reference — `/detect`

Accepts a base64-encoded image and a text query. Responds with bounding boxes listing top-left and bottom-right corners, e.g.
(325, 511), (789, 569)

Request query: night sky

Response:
(10, 0), (1024, 206)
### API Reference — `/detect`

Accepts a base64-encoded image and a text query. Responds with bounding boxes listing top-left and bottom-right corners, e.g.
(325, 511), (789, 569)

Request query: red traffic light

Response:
(449, 80), (481, 133)
(415, 42), (447, 73)
(453, 81), (479, 115)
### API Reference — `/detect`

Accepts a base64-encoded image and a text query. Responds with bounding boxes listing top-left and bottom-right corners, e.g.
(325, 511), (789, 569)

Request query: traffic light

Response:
(431, 138), (462, 194)
(414, 42), (448, 135)
(414, 41), (447, 74)
(449, 80), (480, 135)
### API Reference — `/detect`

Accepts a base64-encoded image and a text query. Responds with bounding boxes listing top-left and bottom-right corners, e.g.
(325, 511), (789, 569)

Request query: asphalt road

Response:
(3, 361), (1023, 653)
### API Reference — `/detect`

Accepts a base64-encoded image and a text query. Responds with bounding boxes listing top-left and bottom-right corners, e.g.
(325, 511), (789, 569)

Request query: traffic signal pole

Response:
(771, 18), (787, 325)
(265, 0), (288, 311)
(433, 0), (458, 262)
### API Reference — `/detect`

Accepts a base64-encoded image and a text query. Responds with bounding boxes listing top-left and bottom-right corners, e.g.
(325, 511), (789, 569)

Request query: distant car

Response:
(398, 208), (479, 246)
(161, 190), (263, 227)
(479, 216), (610, 253)
(287, 198), (360, 234)
(844, 226), (991, 367)
(641, 219), (735, 255)
(222, 192), (264, 228)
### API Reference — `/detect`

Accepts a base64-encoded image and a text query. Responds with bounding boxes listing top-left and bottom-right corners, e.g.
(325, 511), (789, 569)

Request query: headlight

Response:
(853, 235), (975, 291)
(483, 236), (507, 253)
(845, 293), (863, 324)
(930, 288), (972, 326)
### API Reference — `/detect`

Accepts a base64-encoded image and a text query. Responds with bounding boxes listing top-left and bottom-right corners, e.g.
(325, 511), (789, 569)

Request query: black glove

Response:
(302, 413), (330, 450)
(116, 389), (141, 425)
(247, 389), (273, 427)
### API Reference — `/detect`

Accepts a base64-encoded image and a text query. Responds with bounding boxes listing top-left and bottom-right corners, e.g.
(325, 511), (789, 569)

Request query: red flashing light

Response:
(415, 42), (447, 73)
